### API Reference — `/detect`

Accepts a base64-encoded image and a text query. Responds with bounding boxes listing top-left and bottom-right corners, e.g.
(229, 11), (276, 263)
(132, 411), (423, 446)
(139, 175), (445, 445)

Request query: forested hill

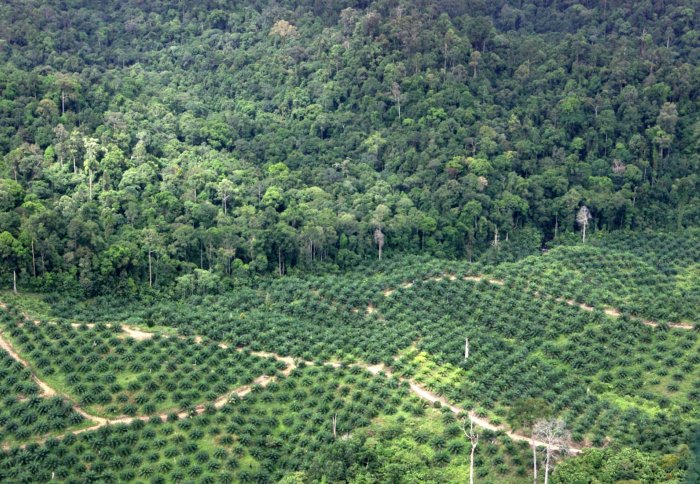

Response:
(1, 0), (699, 295)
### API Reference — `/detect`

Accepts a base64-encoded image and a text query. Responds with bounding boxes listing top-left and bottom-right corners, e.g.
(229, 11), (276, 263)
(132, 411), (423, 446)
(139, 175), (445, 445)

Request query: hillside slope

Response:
(1, 0), (700, 295)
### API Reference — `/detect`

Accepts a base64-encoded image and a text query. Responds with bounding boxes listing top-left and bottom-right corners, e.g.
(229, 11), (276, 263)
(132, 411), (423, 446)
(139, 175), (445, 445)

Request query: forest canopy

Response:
(1, 0), (699, 295)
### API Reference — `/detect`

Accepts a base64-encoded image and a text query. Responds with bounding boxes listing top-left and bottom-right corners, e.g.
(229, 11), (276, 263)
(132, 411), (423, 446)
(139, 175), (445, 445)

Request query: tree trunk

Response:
(464, 337), (469, 360)
(443, 43), (447, 76)
(208, 240), (213, 270)
(582, 222), (587, 243)
(532, 437), (538, 484)
(544, 446), (551, 484)
(278, 247), (283, 276)
(31, 240), (36, 278)
(464, 419), (478, 484)
(470, 442), (476, 484)
(13, 270), (17, 293)
(148, 250), (152, 288)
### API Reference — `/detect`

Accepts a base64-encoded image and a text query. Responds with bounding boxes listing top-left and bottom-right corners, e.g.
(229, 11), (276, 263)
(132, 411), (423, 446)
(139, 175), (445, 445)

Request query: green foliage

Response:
(552, 447), (683, 483)
(1, 0), (699, 293)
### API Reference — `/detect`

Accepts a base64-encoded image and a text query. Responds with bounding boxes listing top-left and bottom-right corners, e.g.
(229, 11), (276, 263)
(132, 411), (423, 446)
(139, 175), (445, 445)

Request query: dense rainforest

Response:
(1, 0), (700, 295)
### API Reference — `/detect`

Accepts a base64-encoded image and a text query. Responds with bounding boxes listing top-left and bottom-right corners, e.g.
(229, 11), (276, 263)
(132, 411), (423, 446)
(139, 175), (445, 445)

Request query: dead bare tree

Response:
(576, 206), (592, 243)
(533, 418), (570, 484)
(464, 337), (470, 360)
(462, 417), (479, 484)
(373, 228), (385, 261)
(332, 413), (337, 439)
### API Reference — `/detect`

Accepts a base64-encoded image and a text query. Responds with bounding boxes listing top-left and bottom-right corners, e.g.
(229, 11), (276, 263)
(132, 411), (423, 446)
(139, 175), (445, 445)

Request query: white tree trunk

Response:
(31, 240), (36, 278)
(463, 418), (479, 484)
(278, 247), (283, 276)
(532, 437), (537, 484)
(470, 441), (476, 484)
(13, 270), (17, 293)
(534, 418), (570, 484)
(148, 250), (152, 288)
(465, 337), (469, 360)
